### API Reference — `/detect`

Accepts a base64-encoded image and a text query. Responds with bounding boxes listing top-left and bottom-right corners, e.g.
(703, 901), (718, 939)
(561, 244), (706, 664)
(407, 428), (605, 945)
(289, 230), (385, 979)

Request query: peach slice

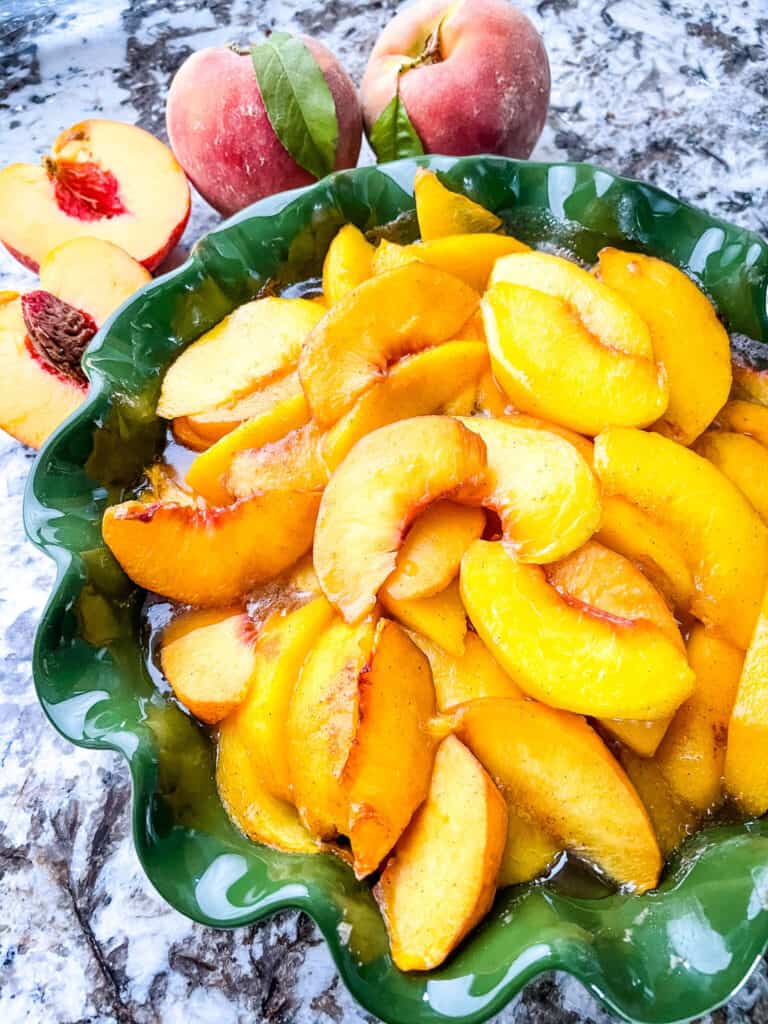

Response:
(314, 416), (487, 622)
(374, 734), (507, 971)
(596, 248), (731, 445)
(322, 341), (489, 471)
(102, 490), (320, 606)
(458, 417), (601, 563)
(502, 412), (595, 464)
(380, 579), (468, 658)
(160, 608), (258, 724)
(414, 168), (502, 240)
(0, 119), (190, 272)
(227, 420), (329, 496)
(184, 393), (310, 505)
(158, 297), (323, 419)
(499, 809), (560, 888)
(694, 431), (768, 524)
(726, 587), (768, 814)
(619, 749), (698, 858)
(39, 237), (151, 326)
(594, 427), (768, 649)
(483, 252), (669, 434)
(217, 718), (321, 854)
(343, 619), (437, 878)
(655, 625), (743, 813)
(375, 234), (530, 291)
(0, 292), (84, 448)
(287, 615), (377, 838)
(460, 540), (695, 720)
(222, 596), (334, 805)
(299, 264), (479, 426)
(548, 539), (683, 756)
(714, 399), (768, 448)
(732, 360), (768, 407)
(323, 224), (374, 306)
(596, 495), (694, 610)
(407, 630), (522, 711)
(174, 371), (303, 447)
(142, 462), (197, 506)
(382, 502), (485, 601)
(457, 697), (662, 891)
(475, 369), (511, 417)
(371, 239), (420, 275)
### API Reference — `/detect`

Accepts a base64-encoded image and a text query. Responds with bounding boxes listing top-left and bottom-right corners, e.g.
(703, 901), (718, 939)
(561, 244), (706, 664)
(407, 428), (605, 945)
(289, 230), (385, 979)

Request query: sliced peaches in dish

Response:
(0, 119), (190, 272)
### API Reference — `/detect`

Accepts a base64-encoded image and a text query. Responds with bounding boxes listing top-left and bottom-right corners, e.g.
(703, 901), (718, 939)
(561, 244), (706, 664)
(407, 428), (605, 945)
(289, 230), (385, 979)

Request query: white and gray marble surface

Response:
(1, 1), (767, 1021)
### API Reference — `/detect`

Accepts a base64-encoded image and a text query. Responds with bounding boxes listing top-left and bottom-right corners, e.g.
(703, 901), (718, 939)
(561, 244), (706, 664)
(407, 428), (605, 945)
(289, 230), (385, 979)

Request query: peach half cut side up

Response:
(0, 120), (190, 271)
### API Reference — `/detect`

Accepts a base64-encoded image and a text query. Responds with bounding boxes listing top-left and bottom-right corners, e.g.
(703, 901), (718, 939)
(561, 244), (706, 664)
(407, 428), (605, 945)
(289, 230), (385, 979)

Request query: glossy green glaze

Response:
(24, 156), (768, 1024)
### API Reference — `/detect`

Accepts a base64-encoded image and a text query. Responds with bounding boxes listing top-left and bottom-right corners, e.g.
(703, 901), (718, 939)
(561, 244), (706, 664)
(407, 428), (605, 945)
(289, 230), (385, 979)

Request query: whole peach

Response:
(166, 41), (362, 216)
(361, 0), (550, 159)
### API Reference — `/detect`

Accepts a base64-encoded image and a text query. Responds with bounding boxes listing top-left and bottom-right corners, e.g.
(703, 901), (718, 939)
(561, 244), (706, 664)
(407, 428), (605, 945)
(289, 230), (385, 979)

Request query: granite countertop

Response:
(1, 1), (767, 1021)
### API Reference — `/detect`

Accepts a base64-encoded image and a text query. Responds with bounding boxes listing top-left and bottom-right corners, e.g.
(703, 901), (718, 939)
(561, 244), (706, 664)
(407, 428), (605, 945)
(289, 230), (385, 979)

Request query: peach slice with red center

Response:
(460, 540), (694, 720)
(322, 341), (489, 471)
(456, 697), (662, 892)
(595, 248), (731, 445)
(323, 224), (374, 306)
(374, 233), (530, 291)
(102, 489), (320, 606)
(374, 734), (507, 972)
(0, 119), (190, 272)
(299, 263), (479, 426)
(314, 416), (487, 622)
(594, 427), (768, 649)
(382, 501), (485, 601)
(0, 291), (86, 449)
(413, 168), (502, 240)
(693, 431), (768, 524)
(458, 417), (601, 563)
(483, 253), (669, 434)
(158, 296), (323, 420)
(160, 607), (258, 724)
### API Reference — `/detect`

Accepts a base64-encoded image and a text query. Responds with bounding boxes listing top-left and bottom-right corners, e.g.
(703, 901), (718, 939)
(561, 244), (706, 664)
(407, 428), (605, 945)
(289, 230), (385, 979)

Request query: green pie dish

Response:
(24, 156), (768, 1024)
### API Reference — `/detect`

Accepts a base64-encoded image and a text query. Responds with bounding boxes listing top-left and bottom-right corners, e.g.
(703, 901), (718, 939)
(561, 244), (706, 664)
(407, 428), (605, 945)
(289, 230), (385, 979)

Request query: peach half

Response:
(299, 263), (479, 426)
(374, 734), (507, 972)
(484, 253), (669, 435)
(456, 697), (662, 892)
(0, 119), (190, 272)
(314, 416), (487, 622)
(158, 297), (323, 420)
(458, 417), (601, 563)
(596, 248), (731, 445)
(594, 427), (768, 649)
(102, 490), (320, 606)
(460, 540), (694, 720)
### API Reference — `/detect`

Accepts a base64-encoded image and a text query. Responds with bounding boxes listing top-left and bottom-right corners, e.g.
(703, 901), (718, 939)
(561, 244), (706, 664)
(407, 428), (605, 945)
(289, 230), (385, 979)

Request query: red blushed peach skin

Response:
(0, 293), (85, 449)
(166, 41), (361, 217)
(361, 0), (550, 160)
(102, 491), (320, 606)
(0, 120), (190, 272)
(299, 264), (479, 427)
(313, 416), (487, 622)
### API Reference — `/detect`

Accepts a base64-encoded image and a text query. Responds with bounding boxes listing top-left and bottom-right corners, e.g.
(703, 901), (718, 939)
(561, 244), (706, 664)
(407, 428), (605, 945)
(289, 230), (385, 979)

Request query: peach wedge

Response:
(407, 630), (522, 711)
(594, 427), (768, 649)
(414, 168), (502, 240)
(322, 341), (489, 471)
(714, 399), (768, 449)
(596, 248), (731, 445)
(314, 416), (487, 622)
(694, 431), (768, 524)
(375, 735), (507, 971)
(160, 607), (258, 724)
(380, 579), (468, 658)
(457, 698), (662, 892)
(726, 587), (768, 815)
(458, 417), (601, 563)
(376, 233), (531, 292)
(299, 263), (479, 426)
(158, 297), (323, 419)
(102, 490), (320, 606)
(460, 540), (694, 720)
(484, 253), (668, 434)
(323, 224), (374, 306)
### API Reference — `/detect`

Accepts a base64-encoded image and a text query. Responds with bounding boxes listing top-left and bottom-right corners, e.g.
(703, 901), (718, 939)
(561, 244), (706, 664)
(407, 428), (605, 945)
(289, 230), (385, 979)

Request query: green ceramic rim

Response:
(23, 156), (768, 1024)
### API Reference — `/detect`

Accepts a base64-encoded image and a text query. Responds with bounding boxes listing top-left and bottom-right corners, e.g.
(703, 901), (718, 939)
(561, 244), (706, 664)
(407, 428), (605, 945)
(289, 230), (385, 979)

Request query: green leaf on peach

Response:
(369, 94), (425, 164)
(251, 32), (339, 181)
